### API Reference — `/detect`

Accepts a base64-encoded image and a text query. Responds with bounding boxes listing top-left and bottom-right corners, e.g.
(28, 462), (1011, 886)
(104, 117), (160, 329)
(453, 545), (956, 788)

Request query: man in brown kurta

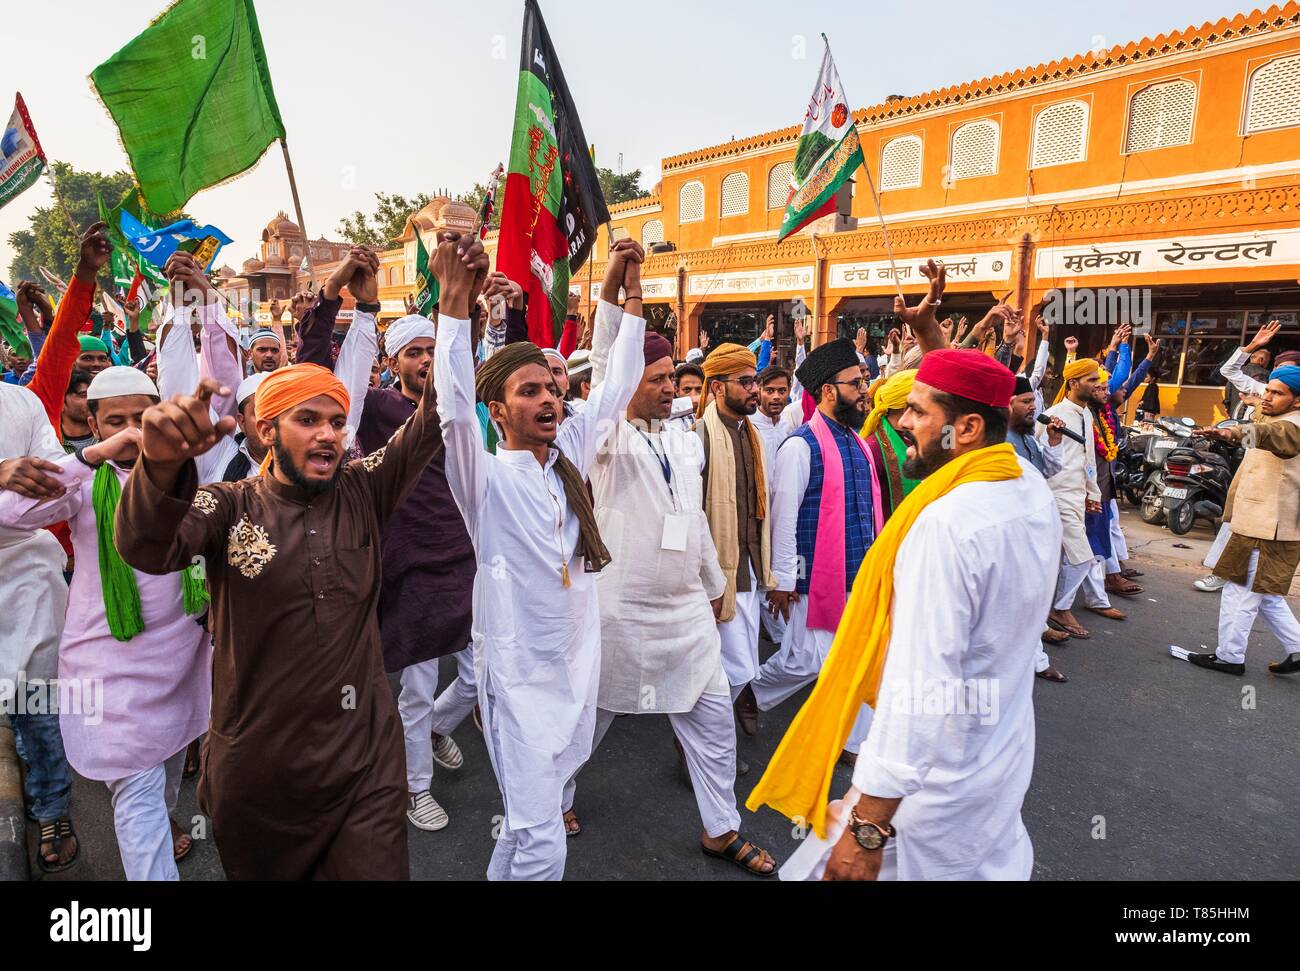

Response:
(696, 343), (773, 739)
(114, 232), (488, 878)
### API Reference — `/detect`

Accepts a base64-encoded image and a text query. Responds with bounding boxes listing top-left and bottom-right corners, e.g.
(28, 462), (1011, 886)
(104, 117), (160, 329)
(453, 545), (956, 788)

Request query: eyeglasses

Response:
(723, 376), (758, 389)
(833, 379), (870, 390)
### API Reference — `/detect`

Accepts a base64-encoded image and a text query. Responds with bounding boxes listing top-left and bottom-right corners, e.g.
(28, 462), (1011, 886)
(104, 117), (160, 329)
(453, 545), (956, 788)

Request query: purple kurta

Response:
(298, 295), (474, 672)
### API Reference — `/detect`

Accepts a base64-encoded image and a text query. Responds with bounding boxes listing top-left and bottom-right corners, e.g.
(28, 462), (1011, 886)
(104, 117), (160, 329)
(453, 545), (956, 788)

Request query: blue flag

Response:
(125, 213), (233, 273)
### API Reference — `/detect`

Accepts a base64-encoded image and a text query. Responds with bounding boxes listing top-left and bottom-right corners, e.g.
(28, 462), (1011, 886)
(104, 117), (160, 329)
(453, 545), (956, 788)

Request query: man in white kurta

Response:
(780, 351), (1061, 881)
(0, 369), (212, 881)
(435, 271), (645, 881)
(0, 382), (73, 863)
(1038, 363), (1103, 637)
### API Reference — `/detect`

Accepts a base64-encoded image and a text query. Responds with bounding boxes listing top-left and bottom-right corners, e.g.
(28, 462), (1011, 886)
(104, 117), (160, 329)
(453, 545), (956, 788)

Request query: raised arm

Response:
(1221, 320), (1278, 398)
(435, 281), (493, 530)
(587, 248), (634, 388)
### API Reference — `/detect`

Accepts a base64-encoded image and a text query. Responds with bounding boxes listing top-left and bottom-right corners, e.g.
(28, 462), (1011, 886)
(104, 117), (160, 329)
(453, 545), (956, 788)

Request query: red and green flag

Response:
(90, 0), (286, 215)
(776, 39), (864, 244)
(498, 0), (609, 347)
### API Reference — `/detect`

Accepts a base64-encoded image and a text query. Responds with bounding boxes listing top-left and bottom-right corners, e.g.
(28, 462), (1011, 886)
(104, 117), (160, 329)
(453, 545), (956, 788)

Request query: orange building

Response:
(485, 3), (1300, 424)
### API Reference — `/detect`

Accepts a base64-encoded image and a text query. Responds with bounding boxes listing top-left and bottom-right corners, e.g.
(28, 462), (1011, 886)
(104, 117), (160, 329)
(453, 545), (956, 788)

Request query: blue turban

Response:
(1269, 365), (1300, 393)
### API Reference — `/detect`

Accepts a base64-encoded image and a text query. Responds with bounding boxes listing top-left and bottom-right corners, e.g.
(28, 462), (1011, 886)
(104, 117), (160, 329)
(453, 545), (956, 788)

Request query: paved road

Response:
(24, 511), (1300, 881)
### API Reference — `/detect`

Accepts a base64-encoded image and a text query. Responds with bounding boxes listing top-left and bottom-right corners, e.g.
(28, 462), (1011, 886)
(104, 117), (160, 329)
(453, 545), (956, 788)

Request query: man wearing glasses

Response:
(696, 344), (775, 744)
(752, 340), (881, 760)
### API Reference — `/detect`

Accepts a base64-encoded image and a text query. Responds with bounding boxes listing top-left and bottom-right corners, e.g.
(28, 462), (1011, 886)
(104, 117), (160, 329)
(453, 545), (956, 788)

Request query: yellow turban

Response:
(698, 343), (758, 417)
(862, 370), (916, 437)
(1053, 358), (1100, 405)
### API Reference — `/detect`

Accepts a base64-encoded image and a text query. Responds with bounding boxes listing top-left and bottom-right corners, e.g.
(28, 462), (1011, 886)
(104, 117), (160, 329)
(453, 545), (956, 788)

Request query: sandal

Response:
(183, 738), (202, 780)
(172, 820), (194, 863)
(37, 818), (80, 874)
(1048, 616), (1091, 640)
(702, 833), (777, 877)
(563, 809), (582, 838)
(1036, 667), (1069, 684)
(1105, 576), (1143, 597)
(1120, 568), (1144, 579)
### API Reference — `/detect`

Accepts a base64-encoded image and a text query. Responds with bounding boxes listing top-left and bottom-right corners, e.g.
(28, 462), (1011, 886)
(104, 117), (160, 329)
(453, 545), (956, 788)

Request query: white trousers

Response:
(1104, 499), (1129, 574)
(398, 647), (477, 794)
(1216, 551), (1300, 666)
(719, 581), (763, 694)
(104, 748), (187, 882)
(1033, 645), (1051, 674)
(753, 598), (831, 711)
(487, 815), (567, 882)
(563, 692), (743, 839)
(1055, 555), (1110, 611)
(1205, 522), (1233, 571)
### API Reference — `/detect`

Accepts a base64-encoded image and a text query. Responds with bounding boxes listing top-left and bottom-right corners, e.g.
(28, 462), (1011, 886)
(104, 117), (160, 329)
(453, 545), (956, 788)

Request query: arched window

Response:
(720, 172), (749, 217)
(879, 135), (923, 191)
(1244, 54), (1300, 134)
(1126, 79), (1196, 152)
(767, 161), (793, 209)
(610, 226), (630, 242)
(1032, 101), (1089, 168)
(642, 219), (665, 247)
(949, 120), (1000, 181)
(679, 181), (705, 223)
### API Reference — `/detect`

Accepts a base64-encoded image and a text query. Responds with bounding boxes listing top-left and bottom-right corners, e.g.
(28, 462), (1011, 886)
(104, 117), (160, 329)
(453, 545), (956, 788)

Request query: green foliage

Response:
(7, 161), (135, 284)
(793, 131), (834, 182)
(337, 191), (433, 248)
(597, 167), (646, 205)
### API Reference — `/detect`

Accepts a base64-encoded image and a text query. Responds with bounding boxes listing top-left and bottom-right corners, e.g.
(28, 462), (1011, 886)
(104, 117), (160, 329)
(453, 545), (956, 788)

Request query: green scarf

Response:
(91, 464), (209, 642)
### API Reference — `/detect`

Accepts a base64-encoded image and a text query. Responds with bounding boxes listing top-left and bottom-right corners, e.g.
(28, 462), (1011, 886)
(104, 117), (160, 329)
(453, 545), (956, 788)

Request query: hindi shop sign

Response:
(829, 252), (1013, 290)
(587, 276), (679, 302)
(1036, 230), (1300, 279)
(687, 266), (815, 298)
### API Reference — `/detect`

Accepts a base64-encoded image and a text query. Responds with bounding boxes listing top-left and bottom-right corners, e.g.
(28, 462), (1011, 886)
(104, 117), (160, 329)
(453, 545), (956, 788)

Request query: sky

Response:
(1, 0), (1249, 275)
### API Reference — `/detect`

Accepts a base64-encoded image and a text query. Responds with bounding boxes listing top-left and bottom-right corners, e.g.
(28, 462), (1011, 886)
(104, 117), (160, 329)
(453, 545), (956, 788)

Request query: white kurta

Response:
(0, 383), (68, 684)
(1037, 398), (1099, 566)
(783, 459), (1061, 881)
(434, 305), (644, 832)
(587, 305), (727, 714)
(749, 410), (796, 485)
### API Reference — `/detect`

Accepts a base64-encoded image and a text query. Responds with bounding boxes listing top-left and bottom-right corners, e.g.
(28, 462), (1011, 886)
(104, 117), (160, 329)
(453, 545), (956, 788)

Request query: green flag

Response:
(0, 281), (32, 359)
(90, 0), (286, 215)
(413, 230), (439, 318)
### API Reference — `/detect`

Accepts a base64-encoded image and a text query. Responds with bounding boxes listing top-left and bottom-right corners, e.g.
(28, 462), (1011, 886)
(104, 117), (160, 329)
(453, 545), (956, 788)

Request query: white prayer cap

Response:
(236, 371), (271, 408)
(249, 329), (283, 348)
(541, 347), (566, 368)
(567, 349), (592, 378)
(685, 348), (704, 365)
(384, 315), (437, 360)
(87, 366), (160, 402)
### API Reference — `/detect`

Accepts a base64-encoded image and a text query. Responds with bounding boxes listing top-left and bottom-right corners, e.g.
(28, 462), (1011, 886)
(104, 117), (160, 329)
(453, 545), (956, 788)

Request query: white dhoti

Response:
(397, 647), (477, 794)
(719, 579), (763, 697)
(752, 598), (832, 711)
(564, 692), (742, 839)
(1216, 551), (1300, 666)
(104, 748), (186, 882)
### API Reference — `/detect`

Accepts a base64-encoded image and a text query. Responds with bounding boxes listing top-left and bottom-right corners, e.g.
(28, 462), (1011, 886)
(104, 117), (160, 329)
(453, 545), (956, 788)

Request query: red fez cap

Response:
(916, 349), (1016, 408)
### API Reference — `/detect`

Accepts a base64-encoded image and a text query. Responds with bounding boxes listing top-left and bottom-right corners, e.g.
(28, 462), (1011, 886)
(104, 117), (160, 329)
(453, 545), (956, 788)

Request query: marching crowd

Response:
(2, 222), (1299, 883)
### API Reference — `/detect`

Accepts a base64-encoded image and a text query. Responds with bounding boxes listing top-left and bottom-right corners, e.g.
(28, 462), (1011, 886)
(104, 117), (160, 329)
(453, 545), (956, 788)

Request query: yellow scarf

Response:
(862, 370), (916, 438)
(745, 442), (1024, 837)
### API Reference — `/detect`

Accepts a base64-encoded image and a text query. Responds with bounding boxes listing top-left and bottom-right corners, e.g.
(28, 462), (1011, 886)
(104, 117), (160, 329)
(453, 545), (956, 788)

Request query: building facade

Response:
(488, 3), (1300, 423)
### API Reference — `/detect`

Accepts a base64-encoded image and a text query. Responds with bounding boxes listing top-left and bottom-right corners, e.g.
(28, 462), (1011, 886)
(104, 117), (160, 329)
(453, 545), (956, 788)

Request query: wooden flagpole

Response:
(279, 138), (314, 286)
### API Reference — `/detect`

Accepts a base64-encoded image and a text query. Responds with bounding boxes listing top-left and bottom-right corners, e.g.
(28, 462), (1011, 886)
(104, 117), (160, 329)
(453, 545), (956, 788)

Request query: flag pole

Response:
(822, 33), (908, 308)
(279, 138), (314, 285)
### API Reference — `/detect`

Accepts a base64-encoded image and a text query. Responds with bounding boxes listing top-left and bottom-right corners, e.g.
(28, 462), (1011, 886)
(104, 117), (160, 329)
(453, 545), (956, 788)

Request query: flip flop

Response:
(1049, 616), (1091, 640)
(563, 809), (582, 838)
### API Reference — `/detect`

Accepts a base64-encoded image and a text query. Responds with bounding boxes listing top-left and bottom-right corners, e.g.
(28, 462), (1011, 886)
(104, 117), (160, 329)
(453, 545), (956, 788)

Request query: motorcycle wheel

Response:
(1139, 484), (1166, 525)
(1168, 500), (1196, 536)
(1122, 485), (1143, 508)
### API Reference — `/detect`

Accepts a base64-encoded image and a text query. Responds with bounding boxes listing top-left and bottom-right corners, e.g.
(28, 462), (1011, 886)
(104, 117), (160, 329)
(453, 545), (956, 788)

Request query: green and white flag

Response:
(776, 40), (864, 244)
(0, 280), (32, 358)
(0, 93), (47, 213)
(412, 229), (438, 318)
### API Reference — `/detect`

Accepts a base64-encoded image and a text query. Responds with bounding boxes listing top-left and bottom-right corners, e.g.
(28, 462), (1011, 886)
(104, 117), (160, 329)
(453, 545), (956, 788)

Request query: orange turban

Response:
(698, 343), (758, 417)
(254, 364), (351, 475)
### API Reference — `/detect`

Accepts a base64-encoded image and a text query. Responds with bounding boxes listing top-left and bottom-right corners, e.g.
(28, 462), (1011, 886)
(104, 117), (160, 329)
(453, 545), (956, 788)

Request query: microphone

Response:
(1037, 413), (1086, 445)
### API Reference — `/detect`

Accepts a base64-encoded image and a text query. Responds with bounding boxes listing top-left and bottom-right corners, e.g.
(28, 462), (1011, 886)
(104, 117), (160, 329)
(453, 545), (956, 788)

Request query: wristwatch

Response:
(849, 810), (895, 852)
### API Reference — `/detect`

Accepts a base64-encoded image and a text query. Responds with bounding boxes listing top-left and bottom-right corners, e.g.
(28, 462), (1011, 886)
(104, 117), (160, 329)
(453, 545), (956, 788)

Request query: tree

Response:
(597, 167), (647, 205)
(7, 161), (136, 284)
(337, 192), (433, 248)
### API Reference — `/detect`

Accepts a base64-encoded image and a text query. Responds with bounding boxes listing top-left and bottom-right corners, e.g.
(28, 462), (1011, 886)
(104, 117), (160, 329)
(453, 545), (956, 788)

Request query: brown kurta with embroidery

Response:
(115, 372), (446, 881)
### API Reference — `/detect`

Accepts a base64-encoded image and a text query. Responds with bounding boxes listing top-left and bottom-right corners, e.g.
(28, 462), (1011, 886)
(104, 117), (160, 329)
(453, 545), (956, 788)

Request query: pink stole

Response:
(805, 410), (884, 633)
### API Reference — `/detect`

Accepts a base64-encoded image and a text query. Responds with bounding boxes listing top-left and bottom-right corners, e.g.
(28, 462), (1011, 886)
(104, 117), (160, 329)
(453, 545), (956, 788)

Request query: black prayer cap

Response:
(796, 339), (861, 397)
(1014, 375), (1033, 397)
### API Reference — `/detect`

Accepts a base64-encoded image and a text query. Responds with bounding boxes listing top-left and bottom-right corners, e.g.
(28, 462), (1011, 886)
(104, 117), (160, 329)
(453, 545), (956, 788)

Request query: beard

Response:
(831, 395), (864, 430)
(901, 435), (953, 480)
(273, 435), (344, 496)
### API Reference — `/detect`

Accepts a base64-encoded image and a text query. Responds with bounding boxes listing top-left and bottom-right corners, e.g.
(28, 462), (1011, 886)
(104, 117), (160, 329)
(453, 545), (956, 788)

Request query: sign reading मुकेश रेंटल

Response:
(1035, 229), (1300, 278)
(829, 252), (1015, 290)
